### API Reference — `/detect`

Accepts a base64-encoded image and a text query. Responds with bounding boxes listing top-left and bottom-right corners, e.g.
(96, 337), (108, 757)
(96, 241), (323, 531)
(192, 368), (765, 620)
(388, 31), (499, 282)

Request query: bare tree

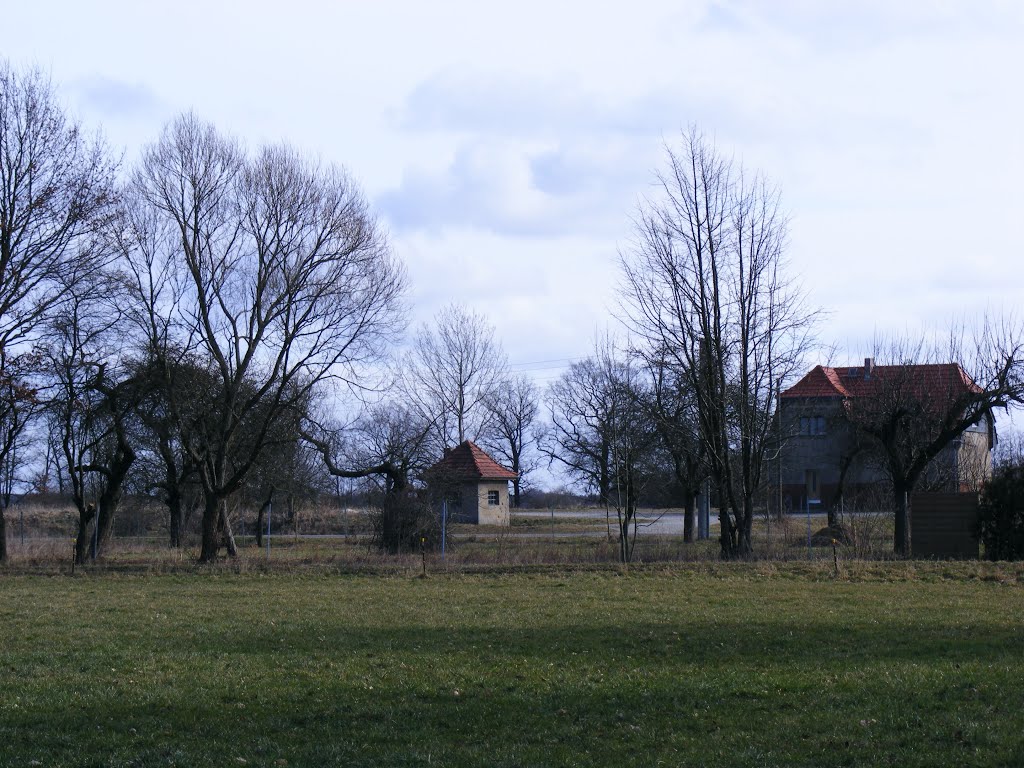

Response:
(844, 325), (1024, 555)
(482, 374), (540, 508)
(405, 304), (507, 448)
(634, 352), (706, 542)
(542, 338), (656, 562)
(303, 400), (435, 495)
(119, 114), (406, 562)
(41, 267), (135, 564)
(129, 352), (209, 547)
(303, 400), (438, 553)
(619, 128), (816, 558)
(0, 61), (117, 561)
(0, 350), (42, 511)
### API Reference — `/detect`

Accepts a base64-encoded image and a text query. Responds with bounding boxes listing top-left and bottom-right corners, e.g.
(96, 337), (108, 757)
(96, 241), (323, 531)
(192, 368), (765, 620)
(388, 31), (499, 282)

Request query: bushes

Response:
(369, 491), (440, 554)
(977, 464), (1024, 560)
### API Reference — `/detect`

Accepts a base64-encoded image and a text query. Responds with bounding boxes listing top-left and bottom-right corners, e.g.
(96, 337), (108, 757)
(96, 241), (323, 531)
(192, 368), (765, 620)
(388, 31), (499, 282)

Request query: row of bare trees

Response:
(0, 62), (119, 562)
(0, 63), (411, 563)
(0, 62), (548, 564)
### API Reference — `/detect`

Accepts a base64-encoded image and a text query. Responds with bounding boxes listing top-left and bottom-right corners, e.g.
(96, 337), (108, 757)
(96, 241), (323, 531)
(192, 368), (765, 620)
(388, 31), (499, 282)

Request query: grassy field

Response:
(1, 564), (1023, 767)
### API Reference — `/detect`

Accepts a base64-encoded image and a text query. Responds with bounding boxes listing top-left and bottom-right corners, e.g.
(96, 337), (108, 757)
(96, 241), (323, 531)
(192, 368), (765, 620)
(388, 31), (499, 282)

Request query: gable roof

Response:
(781, 365), (852, 399)
(428, 440), (517, 481)
(782, 362), (980, 401)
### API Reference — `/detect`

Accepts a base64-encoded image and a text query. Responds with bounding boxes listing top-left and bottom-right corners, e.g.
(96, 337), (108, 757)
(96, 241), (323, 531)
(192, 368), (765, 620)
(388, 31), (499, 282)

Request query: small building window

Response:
(487, 490), (500, 506)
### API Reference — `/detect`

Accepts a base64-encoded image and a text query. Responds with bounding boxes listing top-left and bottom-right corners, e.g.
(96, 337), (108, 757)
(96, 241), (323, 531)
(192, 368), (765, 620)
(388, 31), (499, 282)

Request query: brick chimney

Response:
(864, 357), (875, 379)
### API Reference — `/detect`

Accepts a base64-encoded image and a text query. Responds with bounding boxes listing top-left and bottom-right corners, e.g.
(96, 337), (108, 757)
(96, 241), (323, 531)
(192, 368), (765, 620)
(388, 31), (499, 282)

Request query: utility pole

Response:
(777, 377), (783, 520)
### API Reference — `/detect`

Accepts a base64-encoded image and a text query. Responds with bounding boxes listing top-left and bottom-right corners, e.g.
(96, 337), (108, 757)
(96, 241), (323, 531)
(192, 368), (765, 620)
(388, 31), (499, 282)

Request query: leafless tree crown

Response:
(406, 303), (507, 448)
(119, 113), (407, 560)
(619, 128), (817, 557)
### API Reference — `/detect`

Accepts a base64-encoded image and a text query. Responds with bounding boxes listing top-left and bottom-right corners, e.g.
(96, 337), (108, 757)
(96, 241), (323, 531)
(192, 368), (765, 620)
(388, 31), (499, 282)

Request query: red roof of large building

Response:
(428, 440), (518, 481)
(781, 361), (979, 400)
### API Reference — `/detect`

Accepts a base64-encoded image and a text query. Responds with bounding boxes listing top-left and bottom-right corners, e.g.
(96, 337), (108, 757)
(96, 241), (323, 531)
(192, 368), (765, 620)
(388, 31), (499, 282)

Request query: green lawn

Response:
(1, 566), (1022, 767)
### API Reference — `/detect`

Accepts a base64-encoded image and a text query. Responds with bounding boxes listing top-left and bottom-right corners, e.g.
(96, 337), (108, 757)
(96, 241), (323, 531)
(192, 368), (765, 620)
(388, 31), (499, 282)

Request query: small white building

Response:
(427, 441), (517, 526)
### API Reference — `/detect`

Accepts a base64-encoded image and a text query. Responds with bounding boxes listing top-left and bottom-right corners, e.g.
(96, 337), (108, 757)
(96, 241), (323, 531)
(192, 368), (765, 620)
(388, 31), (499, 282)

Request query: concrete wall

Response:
(956, 430), (992, 492)
(451, 481), (510, 525)
(777, 397), (881, 510)
(475, 481), (510, 526)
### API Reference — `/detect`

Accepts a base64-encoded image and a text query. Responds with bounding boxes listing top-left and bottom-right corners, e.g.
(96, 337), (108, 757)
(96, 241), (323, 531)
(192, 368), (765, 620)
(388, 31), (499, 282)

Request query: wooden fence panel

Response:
(911, 492), (979, 559)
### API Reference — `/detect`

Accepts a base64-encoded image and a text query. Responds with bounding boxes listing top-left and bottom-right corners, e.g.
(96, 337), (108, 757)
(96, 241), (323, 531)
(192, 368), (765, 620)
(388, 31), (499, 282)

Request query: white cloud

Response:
(378, 137), (655, 238)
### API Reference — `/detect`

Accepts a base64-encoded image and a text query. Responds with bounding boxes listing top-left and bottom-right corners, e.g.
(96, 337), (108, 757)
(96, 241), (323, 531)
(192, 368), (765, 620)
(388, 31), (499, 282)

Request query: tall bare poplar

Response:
(620, 128), (816, 558)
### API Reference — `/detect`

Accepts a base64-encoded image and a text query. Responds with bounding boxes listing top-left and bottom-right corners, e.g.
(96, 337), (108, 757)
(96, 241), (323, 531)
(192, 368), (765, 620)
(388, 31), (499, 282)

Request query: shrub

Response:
(369, 491), (440, 554)
(977, 464), (1024, 561)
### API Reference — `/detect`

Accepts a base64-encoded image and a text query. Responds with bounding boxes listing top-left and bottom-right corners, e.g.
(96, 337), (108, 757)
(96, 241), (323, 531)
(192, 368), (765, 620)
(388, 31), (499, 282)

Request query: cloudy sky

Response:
(5, 1), (1023, 389)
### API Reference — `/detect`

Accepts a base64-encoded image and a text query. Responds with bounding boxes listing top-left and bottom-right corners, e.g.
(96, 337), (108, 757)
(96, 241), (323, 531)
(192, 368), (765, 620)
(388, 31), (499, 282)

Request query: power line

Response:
(508, 356), (580, 369)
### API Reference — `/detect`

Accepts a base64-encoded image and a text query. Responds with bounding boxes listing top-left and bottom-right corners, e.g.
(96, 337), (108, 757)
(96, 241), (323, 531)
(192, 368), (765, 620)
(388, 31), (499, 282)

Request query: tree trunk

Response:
(93, 444), (136, 558)
(682, 491), (696, 543)
(738, 498), (754, 556)
(719, 509), (735, 558)
(617, 498), (637, 564)
(893, 486), (910, 556)
(512, 477), (521, 509)
(73, 505), (95, 566)
(719, 498), (755, 559)
(255, 488), (273, 549)
(95, 499), (117, 558)
(168, 490), (183, 548)
(218, 502), (238, 557)
(718, 480), (737, 558)
(199, 495), (220, 562)
(0, 506), (7, 562)
(831, 452), (858, 529)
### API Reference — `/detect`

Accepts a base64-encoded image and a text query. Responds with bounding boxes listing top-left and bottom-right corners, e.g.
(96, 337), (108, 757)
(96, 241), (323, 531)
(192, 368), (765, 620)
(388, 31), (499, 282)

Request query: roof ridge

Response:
(429, 440), (518, 480)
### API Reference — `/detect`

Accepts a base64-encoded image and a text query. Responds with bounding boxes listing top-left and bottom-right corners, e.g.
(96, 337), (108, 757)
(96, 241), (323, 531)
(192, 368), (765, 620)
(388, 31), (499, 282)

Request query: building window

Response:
(800, 416), (827, 435)
(487, 490), (500, 506)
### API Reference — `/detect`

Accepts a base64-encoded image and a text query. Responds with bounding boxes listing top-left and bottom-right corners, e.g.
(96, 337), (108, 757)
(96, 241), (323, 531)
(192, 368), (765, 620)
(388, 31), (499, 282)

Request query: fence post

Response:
(806, 496), (812, 558)
(442, 500), (447, 562)
(266, 500), (272, 561)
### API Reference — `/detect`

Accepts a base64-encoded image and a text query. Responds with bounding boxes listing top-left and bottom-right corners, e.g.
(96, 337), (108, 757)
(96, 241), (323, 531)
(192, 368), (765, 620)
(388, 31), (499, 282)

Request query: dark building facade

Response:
(777, 359), (994, 512)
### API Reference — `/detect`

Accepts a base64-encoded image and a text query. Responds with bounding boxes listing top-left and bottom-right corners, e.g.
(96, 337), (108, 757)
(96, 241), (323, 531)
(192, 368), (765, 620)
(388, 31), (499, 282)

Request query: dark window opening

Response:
(800, 416), (827, 435)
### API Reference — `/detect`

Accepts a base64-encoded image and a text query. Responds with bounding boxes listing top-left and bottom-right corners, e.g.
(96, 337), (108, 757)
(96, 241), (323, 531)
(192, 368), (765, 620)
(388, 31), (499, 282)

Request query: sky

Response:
(5, 0), (1023, 395)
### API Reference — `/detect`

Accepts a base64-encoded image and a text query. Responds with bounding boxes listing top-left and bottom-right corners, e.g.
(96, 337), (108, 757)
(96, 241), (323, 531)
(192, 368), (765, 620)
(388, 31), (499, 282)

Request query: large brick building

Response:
(777, 358), (995, 511)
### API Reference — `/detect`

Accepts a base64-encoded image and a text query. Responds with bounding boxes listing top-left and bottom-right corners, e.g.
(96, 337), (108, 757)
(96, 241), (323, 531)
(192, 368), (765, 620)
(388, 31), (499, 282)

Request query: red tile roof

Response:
(782, 362), (980, 401)
(781, 365), (851, 398)
(428, 440), (517, 481)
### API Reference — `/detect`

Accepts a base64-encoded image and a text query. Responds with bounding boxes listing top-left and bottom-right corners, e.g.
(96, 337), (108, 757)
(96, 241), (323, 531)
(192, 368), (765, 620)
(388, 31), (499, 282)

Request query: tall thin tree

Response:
(620, 128), (816, 558)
